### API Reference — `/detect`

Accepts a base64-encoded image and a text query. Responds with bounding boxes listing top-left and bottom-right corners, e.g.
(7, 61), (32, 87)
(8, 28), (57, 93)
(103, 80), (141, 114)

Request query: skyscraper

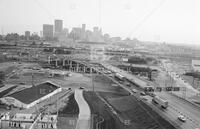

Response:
(54, 19), (63, 33)
(81, 24), (86, 40)
(54, 19), (63, 39)
(82, 24), (86, 32)
(43, 24), (53, 40)
(25, 31), (30, 40)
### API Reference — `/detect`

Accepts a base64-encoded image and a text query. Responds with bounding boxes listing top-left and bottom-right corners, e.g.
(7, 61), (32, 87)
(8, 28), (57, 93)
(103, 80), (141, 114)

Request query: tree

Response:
(5, 33), (20, 42)
(20, 35), (25, 40)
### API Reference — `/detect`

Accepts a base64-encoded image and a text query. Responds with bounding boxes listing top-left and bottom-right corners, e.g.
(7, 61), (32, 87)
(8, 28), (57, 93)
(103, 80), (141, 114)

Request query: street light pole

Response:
(92, 68), (94, 92)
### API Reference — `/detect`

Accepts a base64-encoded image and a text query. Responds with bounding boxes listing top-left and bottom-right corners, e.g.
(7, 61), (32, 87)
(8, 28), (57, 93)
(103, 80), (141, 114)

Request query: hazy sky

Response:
(0, 0), (200, 44)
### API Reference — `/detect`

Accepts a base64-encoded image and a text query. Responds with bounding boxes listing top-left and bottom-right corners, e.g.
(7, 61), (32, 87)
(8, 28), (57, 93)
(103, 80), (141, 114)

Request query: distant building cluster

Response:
(42, 19), (112, 42)
(0, 19), (129, 43)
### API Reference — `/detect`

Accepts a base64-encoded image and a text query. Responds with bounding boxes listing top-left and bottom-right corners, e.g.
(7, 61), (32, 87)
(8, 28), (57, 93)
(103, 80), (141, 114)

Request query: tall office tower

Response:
(43, 24), (54, 40)
(82, 24), (86, 31)
(93, 26), (99, 33)
(63, 28), (69, 36)
(25, 31), (30, 40)
(81, 24), (86, 40)
(92, 26), (103, 42)
(54, 19), (63, 38)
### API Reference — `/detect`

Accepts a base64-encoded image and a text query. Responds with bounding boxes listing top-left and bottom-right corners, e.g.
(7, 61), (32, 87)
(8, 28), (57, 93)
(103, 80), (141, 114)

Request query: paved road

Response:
(74, 89), (91, 129)
(101, 62), (200, 129)
(157, 92), (200, 128)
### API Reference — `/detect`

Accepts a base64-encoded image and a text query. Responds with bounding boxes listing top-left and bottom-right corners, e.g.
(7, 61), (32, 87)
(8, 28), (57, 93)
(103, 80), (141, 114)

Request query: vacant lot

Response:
(58, 93), (79, 116)
(84, 91), (176, 129)
(101, 94), (176, 129)
(83, 91), (118, 129)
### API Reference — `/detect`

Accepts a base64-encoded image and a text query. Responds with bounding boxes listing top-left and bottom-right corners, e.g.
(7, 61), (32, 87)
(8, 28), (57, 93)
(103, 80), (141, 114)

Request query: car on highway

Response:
(146, 92), (156, 97)
(126, 83), (131, 87)
(67, 73), (72, 77)
(19, 82), (25, 85)
(79, 87), (85, 89)
(132, 89), (138, 93)
(178, 115), (186, 122)
(140, 92), (146, 96)
(107, 70), (112, 74)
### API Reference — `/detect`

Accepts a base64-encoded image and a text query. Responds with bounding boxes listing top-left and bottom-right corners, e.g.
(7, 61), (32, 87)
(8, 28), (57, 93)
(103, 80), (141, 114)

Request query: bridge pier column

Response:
(90, 68), (93, 74)
(76, 63), (79, 72)
(63, 59), (65, 66)
(83, 66), (86, 73)
(48, 56), (51, 64)
(69, 61), (72, 70)
(55, 59), (58, 67)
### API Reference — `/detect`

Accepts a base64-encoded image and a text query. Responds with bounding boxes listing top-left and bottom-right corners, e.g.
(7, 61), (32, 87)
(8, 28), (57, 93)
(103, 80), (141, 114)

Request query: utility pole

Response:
(182, 87), (187, 99)
(92, 68), (94, 92)
(31, 73), (34, 86)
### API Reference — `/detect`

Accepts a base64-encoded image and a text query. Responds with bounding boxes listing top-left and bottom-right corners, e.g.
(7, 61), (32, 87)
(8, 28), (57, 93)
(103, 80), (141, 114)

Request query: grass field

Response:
(83, 91), (118, 129)
(97, 91), (176, 129)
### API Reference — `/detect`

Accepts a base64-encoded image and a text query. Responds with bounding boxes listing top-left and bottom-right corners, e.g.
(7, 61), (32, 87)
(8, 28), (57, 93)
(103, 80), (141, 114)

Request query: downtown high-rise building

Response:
(54, 19), (63, 32)
(25, 31), (30, 40)
(54, 19), (63, 39)
(43, 24), (54, 40)
(81, 24), (86, 40)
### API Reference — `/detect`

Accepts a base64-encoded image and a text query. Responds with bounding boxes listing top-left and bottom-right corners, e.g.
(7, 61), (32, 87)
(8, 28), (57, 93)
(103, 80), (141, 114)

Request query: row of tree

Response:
(0, 33), (40, 42)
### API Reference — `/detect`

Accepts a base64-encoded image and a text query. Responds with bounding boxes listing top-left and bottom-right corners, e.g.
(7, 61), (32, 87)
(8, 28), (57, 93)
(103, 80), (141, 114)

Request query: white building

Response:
(0, 81), (62, 109)
(191, 60), (200, 72)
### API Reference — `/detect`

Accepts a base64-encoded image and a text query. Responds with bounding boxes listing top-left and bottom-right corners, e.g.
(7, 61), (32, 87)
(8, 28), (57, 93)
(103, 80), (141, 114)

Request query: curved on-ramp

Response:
(74, 89), (91, 129)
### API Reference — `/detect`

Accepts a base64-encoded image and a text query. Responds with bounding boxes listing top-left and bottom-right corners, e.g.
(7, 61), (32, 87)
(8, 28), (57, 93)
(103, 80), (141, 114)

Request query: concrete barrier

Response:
(170, 93), (200, 110)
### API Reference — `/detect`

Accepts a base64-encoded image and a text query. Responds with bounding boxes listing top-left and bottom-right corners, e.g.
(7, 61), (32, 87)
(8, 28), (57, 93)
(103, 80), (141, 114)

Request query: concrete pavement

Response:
(74, 89), (91, 129)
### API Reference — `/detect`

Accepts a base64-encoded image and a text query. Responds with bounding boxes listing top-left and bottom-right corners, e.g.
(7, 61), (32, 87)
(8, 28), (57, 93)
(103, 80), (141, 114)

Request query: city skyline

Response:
(1, 0), (200, 44)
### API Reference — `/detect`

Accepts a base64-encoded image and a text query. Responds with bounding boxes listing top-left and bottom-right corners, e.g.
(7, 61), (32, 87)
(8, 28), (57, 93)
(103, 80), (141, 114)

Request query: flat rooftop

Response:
(6, 82), (59, 104)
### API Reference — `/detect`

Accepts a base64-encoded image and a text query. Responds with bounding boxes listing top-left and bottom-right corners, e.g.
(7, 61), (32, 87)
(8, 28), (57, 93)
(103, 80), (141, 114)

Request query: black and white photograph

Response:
(0, 0), (200, 129)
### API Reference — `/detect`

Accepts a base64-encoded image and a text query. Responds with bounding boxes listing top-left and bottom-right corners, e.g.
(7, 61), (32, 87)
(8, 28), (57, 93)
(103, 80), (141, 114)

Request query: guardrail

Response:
(169, 93), (200, 110)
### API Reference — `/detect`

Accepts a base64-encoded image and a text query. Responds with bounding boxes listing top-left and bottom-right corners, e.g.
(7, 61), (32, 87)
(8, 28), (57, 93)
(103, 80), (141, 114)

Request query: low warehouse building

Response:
(0, 81), (62, 109)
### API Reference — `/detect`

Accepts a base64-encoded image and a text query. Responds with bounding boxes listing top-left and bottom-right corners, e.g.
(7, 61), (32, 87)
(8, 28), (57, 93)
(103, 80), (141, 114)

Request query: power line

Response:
(127, 0), (166, 38)
(33, 0), (55, 20)
(99, 0), (102, 29)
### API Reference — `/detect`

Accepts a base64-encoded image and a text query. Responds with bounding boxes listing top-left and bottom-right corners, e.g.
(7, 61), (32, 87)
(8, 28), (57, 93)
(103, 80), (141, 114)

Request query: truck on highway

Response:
(115, 73), (125, 81)
(152, 95), (168, 109)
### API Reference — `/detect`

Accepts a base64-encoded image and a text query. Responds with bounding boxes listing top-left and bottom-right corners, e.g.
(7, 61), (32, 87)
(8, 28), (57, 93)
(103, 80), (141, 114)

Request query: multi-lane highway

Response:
(157, 92), (200, 128)
(100, 62), (200, 129)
